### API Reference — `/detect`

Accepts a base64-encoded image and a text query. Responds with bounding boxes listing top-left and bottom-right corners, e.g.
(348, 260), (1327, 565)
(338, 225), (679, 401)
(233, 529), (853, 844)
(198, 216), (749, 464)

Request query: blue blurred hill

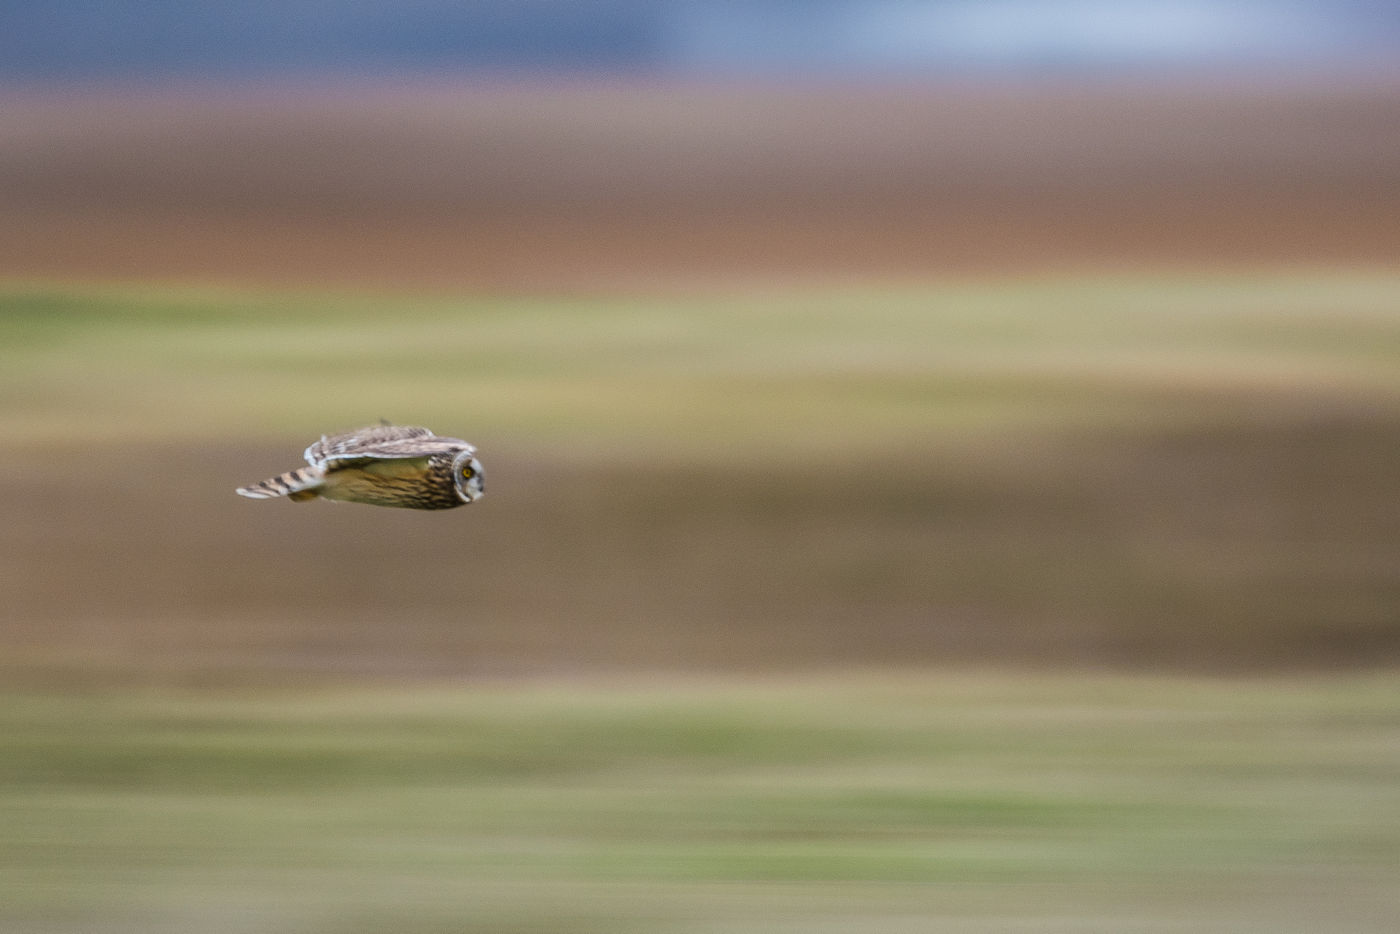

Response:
(4, 0), (1399, 81)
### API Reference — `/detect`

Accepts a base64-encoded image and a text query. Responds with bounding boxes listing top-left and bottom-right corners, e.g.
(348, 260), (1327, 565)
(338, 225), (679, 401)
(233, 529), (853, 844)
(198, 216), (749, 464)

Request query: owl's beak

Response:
(460, 461), (485, 503)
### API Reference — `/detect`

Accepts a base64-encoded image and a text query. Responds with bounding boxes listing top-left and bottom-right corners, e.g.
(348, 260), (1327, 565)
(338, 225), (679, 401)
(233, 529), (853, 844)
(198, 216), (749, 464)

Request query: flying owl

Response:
(236, 424), (484, 510)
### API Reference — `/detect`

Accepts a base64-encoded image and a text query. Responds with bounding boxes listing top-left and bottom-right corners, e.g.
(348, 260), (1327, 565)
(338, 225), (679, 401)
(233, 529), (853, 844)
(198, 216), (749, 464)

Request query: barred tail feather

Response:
(236, 465), (325, 501)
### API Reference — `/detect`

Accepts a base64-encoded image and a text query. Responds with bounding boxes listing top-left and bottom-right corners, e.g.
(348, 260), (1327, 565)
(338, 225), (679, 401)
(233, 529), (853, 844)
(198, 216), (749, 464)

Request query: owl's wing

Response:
(305, 425), (473, 467)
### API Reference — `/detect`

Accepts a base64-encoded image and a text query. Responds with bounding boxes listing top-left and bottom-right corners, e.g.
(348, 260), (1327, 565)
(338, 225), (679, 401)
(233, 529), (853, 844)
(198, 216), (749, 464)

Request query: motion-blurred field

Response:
(5, 77), (1400, 931)
(4, 274), (1400, 678)
(5, 673), (1399, 933)
(6, 272), (1400, 932)
(5, 81), (1399, 287)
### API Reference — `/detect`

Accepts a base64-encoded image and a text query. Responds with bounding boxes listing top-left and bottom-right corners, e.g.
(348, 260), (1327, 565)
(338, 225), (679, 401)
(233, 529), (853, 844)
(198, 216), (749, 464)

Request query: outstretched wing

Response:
(304, 424), (473, 467)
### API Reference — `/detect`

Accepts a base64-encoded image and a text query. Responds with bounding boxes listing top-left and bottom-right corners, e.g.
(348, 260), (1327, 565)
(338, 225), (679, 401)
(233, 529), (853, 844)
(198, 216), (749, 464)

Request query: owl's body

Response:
(236, 424), (484, 510)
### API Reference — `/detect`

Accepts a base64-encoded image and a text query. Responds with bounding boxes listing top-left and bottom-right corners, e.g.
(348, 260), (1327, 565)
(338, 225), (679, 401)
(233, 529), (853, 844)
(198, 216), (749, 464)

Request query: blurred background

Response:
(3, 2), (1400, 932)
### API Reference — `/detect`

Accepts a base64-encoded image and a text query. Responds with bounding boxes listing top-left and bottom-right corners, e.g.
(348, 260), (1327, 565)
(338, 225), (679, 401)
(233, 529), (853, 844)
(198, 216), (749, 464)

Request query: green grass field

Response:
(3, 272), (1400, 930)
(5, 273), (1400, 453)
(4, 673), (1399, 933)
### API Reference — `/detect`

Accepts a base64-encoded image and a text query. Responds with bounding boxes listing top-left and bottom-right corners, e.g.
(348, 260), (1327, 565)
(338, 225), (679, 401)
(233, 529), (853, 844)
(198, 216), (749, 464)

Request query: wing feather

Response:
(304, 424), (474, 468)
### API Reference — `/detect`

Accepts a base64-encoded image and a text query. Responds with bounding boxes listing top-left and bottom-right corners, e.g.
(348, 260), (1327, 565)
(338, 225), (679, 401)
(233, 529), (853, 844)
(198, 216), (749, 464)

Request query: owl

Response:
(236, 423), (484, 510)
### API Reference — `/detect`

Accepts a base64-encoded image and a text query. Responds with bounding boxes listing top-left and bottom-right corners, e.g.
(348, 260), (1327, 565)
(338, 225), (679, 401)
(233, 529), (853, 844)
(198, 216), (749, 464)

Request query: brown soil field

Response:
(6, 411), (1400, 683)
(3, 78), (1400, 289)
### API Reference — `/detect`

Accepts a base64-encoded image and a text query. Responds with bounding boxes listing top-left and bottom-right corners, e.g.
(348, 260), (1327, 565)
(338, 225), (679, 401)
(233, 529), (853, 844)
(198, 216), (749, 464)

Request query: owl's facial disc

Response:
(452, 452), (485, 503)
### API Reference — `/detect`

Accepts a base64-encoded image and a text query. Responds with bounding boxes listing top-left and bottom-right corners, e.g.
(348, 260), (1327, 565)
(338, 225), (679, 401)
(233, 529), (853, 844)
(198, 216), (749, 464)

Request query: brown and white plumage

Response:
(237, 424), (484, 510)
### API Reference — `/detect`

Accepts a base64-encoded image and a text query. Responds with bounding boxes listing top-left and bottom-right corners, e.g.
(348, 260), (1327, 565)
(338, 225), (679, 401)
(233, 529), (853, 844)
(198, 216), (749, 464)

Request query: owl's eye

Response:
(461, 466), (475, 480)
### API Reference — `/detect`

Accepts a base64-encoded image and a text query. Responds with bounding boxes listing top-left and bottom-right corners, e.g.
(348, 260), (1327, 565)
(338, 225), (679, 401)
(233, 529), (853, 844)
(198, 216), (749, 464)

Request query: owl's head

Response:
(452, 449), (485, 503)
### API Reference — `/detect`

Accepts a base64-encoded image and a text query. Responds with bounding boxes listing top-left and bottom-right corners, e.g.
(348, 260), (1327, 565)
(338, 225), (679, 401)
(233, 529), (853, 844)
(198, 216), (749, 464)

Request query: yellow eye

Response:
(461, 466), (475, 479)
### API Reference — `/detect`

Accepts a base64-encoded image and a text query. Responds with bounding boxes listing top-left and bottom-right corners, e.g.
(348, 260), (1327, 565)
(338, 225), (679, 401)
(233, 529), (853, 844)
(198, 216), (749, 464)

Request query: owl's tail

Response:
(236, 465), (326, 502)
